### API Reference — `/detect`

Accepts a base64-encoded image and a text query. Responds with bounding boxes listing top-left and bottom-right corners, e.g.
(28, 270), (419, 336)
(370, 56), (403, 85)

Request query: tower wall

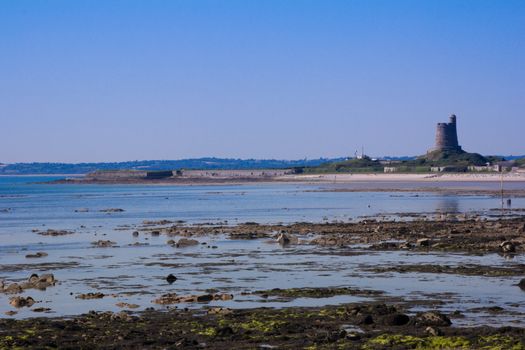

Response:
(433, 114), (462, 152)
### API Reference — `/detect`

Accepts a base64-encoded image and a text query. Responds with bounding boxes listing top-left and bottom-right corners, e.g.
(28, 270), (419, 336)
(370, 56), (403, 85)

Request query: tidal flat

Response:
(1, 176), (525, 348)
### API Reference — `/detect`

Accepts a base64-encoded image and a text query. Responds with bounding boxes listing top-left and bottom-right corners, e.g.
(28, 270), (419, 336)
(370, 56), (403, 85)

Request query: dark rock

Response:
(216, 326), (234, 337)
(518, 278), (525, 291)
(277, 233), (299, 245)
(196, 294), (213, 302)
(99, 208), (125, 213)
(166, 274), (177, 284)
(76, 292), (105, 300)
(32, 307), (52, 313)
(500, 241), (516, 253)
(383, 313), (410, 326)
(37, 229), (74, 236)
(4, 283), (23, 294)
(417, 238), (432, 247)
(9, 296), (35, 308)
(359, 314), (374, 325)
(25, 252), (48, 258)
(91, 240), (117, 248)
(416, 311), (452, 327)
(175, 238), (199, 248)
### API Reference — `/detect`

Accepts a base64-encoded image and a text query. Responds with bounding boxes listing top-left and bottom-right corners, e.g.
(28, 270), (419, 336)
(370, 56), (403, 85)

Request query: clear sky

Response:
(1, 0), (524, 163)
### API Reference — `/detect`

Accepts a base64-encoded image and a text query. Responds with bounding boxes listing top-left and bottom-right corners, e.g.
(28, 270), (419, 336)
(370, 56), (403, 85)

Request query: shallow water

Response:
(1, 176), (524, 326)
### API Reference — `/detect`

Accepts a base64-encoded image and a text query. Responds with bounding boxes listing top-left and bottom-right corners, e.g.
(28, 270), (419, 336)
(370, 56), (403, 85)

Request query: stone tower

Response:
(433, 114), (462, 152)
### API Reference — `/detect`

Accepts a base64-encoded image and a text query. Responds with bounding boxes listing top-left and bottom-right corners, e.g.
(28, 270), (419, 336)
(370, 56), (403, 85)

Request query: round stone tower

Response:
(433, 114), (462, 152)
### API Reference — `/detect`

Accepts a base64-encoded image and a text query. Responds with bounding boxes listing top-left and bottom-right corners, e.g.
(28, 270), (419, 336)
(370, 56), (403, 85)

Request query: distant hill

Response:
(0, 157), (348, 175)
(1, 155), (523, 175)
(302, 153), (525, 173)
(421, 150), (489, 166)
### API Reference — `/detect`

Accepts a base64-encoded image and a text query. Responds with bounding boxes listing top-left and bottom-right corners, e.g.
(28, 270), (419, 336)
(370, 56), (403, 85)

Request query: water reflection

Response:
(434, 196), (459, 214)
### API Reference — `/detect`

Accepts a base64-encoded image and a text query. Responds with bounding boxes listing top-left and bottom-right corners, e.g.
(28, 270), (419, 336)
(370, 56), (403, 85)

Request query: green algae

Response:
(364, 334), (471, 349)
(478, 335), (525, 350)
(238, 318), (286, 333)
(196, 327), (217, 337)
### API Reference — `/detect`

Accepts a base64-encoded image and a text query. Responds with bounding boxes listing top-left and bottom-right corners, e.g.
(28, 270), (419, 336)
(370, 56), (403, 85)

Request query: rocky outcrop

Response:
(9, 296), (35, 308)
(1, 274), (56, 294)
(154, 293), (233, 305)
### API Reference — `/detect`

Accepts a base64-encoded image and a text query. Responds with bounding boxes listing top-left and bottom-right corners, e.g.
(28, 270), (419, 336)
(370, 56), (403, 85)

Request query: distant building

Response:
(384, 167), (399, 173)
(431, 166), (466, 172)
(431, 114), (463, 152)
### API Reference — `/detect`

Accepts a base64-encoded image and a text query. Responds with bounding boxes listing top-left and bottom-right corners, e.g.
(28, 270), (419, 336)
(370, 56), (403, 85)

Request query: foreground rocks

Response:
(1, 273), (56, 294)
(0, 303), (523, 349)
(91, 240), (117, 248)
(154, 293), (233, 305)
(146, 217), (525, 254)
(35, 229), (74, 236)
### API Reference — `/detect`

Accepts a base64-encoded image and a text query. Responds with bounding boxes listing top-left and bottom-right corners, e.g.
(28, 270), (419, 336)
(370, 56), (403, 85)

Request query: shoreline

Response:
(42, 172), (525, 185)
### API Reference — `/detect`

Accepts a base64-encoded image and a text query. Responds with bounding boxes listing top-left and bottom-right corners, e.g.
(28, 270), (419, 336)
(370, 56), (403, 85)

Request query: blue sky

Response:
(1, 0), (524, 162)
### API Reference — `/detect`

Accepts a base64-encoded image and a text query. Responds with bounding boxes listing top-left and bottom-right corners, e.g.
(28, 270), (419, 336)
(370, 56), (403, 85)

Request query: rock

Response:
(37, 229), (74, 236)
(416, 311), (452, 327)
(0, 280), (4, 290)
(76, 292), (105, 300)
(207, 307), (232, 315)
(175, 238), (199, 248)
(167, 239), (175, 245)
(218, 293), (233, 301)
(143, 220), (173, 225)
(9, 274), (56, 292)
(398, 226), (410, 234)
(359, 315), (374, 325)
(28, 274), (40, 284)
(196, 294), (213, 302)
(151, 231), (160, 236)
(154, 292), (230, 305)
(383, 313), (410, 326)
(4, 283), (23, 294)
(99, 208), (125, 213)
(500, 241), (516, 253)
(166, 274), (177, 284)
(417, 238), (432, 247)
(91, 240), (117, 248)
(110, 311), (132, 321)
(154, 293), (180, 304)
(40, 274), (55, 283)
(25, 252), (48, 258)
(399, 242), (414, 250)
(32, 307), (52, 313)
(425, 326), (442, 336)
(116, 302), (139, 309)
(346, 332), (361, 341)
(4, 310), (17, 316)
(310, 236), (346, 247)
(9, 296), (35, 308)
(277, 233), (299, 245)
(518, 278), (525, 291)
(128, 242), (149, 247)
(216, 326), (234, 337)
